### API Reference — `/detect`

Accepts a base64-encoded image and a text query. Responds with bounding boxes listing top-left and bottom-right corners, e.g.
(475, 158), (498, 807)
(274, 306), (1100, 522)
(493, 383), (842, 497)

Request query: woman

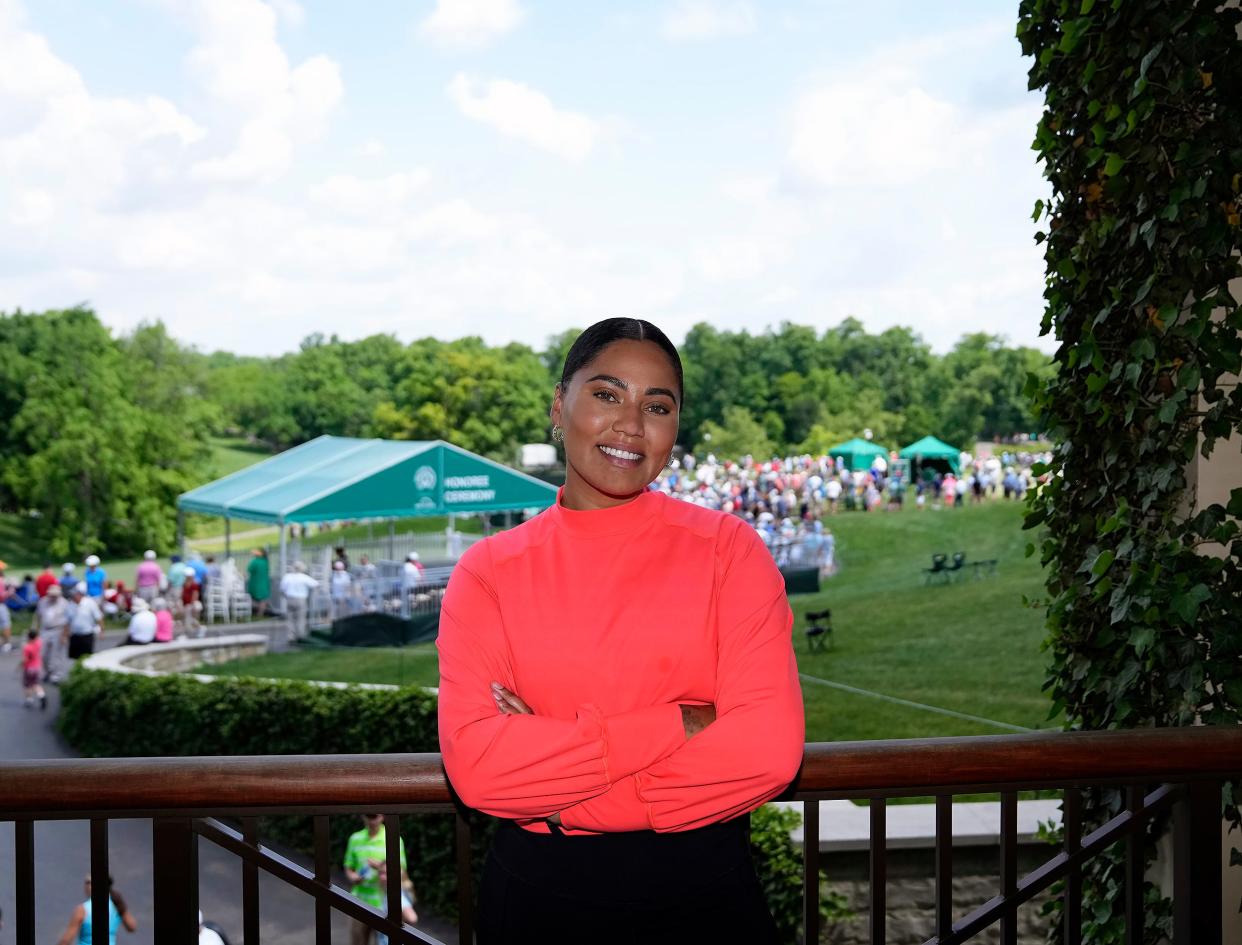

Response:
(437, 318), (804, 943)
(56, 874), (137, 945)
(246, 548), (270, 617)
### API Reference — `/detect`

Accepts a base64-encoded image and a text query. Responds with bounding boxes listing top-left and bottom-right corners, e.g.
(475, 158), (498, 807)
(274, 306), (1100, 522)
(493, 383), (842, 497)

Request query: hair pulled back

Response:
(558, 318), (684, 405)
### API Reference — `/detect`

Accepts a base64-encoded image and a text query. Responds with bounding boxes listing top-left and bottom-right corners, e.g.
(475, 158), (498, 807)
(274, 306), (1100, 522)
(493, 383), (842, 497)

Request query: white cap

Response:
(71, 583), (86, 595)
(333, 560), (346, 570)
(62, 562), (75, 573)
(85, 555), (100, 567)
(407, 552), (420, 562)
(131, 597), (149, 611)
(144, 550), (156, 560)
(183, 565), (196, 577)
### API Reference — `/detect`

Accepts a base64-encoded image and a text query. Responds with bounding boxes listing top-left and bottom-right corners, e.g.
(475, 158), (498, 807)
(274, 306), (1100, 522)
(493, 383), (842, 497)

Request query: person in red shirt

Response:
(180, 567), (203, 637)
(35, 562), (57, 598)
(21, 628), (47, 710)
(437, 319), (804, 943)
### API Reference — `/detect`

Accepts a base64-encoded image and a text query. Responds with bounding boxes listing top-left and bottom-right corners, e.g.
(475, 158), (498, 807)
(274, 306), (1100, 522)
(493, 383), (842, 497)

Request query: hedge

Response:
(59, 667), (831, 937)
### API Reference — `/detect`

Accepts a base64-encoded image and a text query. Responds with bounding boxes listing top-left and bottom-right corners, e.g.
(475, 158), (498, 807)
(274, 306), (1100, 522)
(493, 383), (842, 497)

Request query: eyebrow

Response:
(585, 374), (679, 404)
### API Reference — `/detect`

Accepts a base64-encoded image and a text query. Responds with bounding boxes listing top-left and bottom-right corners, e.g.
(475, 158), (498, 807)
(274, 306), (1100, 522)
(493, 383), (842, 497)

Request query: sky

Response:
(0, 0), (1051, 357)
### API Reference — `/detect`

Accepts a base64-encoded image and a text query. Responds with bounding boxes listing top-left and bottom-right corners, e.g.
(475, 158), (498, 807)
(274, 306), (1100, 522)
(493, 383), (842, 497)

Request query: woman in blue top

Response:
(56, 875), (137, 945)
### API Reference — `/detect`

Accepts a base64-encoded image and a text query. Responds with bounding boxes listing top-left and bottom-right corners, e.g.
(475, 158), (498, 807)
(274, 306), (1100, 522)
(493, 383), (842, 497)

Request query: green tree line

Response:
(0, 306), (1049, 555)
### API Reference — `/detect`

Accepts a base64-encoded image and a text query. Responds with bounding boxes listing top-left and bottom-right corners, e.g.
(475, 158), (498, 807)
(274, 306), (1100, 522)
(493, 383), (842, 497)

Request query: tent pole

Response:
(176, 508), (185, 559)
(278, 518), (288, 613)
(388, 520), (395, 560)
(225, 516), (231, 560)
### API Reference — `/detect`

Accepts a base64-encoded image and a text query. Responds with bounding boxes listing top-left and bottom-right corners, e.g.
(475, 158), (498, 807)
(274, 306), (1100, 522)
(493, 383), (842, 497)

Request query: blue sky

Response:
(0, 0), (1049, 355)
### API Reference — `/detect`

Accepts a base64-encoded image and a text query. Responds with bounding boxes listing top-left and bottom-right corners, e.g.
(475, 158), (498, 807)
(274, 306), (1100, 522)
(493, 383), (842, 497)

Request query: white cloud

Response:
(447, 74), (601, 161)
(182, 0), (343, 183)
(662, 0), (755, 41)
(269, 0), (305, 28)
(419, 0), (524, 50)
(355, 137), (387, 158)
(309, 170), (431, 219)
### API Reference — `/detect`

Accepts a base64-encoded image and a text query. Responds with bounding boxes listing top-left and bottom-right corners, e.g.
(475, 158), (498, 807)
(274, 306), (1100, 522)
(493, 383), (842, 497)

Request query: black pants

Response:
(477, 817), (779, 945)
(68, 633), (95, 659)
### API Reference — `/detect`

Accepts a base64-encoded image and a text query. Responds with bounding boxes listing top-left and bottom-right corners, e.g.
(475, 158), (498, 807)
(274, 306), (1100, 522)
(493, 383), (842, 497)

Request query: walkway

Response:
(0, 624), (458, 944)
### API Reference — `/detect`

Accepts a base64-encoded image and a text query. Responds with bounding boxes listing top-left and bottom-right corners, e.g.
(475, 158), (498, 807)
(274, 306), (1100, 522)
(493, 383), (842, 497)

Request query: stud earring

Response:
(552, 426), (564, 442)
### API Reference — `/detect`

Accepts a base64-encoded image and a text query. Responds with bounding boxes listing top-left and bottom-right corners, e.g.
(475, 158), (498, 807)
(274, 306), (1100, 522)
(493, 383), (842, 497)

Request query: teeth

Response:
(600, 445), (642, 461)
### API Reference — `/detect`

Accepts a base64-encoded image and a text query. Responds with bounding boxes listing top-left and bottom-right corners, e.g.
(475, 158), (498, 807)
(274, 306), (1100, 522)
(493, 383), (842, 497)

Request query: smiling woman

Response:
(437, 318), (804, 944)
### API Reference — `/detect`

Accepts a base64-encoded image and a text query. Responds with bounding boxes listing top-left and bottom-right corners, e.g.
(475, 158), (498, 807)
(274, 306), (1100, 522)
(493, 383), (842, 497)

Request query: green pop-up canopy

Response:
(827, 437), (889, 471)
(179, 435), (559, 524)
(898, 435), (961, 473)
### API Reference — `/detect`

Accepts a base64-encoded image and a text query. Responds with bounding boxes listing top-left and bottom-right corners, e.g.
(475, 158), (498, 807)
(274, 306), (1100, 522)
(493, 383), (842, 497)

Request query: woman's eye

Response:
(593, 389), (618, 402)
(647, 404), (670, 415)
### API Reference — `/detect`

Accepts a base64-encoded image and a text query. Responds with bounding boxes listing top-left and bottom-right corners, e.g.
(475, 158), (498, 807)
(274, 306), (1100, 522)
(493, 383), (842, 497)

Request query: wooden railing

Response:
(2, 726), (1239, 944)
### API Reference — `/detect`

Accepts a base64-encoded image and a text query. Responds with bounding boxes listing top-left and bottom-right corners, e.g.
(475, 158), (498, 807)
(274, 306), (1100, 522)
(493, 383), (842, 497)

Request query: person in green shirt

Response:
(343, 814), (414, 945)
(246, 548), (270, 617)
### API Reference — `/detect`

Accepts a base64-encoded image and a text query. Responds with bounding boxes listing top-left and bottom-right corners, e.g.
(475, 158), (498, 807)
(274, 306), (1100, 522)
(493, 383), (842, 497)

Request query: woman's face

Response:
(551, 339), (680, 510)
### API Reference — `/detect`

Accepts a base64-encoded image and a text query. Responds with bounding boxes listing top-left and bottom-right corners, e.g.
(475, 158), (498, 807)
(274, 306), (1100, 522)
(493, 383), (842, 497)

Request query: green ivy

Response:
(59, 668), (822, 932)
(1017, 1), (1242, 941)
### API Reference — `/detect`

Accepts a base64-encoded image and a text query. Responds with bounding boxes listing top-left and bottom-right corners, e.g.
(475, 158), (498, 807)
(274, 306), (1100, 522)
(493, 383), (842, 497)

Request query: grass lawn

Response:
(205, 499), (1056, 743)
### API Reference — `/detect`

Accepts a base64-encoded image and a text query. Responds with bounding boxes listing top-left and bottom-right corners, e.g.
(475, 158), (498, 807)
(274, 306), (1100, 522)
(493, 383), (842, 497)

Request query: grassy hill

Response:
(204, 499), (1055, 743)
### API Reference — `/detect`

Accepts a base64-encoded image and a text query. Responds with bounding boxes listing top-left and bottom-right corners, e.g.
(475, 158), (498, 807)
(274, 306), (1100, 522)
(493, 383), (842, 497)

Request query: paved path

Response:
(0, 627), (459, 944)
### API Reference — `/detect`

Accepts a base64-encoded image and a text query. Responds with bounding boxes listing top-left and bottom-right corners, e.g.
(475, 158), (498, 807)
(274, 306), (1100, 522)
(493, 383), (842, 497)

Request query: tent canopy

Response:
(178, 436), (559, 525)
(827, 437), (888, 472)
(899, 435), (961, 473)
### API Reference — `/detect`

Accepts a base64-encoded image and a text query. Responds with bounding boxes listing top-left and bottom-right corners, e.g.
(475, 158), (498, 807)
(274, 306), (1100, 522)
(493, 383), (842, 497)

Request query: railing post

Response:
(90, 819), (110, 945)
(1173, 780), (1222, 945)
(803, 799), (821, 945)
(456, 812), (473, 945)
(15, 818), (34, 945)
(152, 816), (199, 943)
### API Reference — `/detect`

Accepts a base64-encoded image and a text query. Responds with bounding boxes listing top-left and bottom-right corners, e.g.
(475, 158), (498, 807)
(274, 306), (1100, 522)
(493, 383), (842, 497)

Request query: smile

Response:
(599, 445), (643, 461)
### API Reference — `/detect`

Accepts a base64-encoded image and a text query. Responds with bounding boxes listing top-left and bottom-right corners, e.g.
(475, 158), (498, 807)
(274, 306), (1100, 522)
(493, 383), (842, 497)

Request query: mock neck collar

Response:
(549, 486), (661, 537)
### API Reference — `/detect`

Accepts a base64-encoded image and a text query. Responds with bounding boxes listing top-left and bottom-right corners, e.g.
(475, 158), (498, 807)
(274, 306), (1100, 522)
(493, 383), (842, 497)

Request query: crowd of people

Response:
(650, 446), (1048, 574)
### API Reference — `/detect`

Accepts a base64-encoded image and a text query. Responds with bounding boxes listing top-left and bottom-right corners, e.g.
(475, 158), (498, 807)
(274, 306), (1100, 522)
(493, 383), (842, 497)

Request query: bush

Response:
(60, 667), (819, 930)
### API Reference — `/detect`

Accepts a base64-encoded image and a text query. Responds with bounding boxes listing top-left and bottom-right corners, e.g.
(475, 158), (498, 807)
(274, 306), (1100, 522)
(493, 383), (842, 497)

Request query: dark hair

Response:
(558, 318), (684, 405)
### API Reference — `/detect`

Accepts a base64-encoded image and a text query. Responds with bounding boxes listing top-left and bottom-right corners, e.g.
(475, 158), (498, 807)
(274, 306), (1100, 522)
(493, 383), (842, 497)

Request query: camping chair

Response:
(944, 552), (966, 581)
(970, 557), (999, 579)
(805, 609), (833, 652)
(923, 553), (948, 584)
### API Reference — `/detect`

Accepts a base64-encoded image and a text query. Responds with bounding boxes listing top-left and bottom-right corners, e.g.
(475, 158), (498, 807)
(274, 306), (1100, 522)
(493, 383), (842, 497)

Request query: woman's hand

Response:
(680, 703), (717, 738)
(491, 682), (533, 715)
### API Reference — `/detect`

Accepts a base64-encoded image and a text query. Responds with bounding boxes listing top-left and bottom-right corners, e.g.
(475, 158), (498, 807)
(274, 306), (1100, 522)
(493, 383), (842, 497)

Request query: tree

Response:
(695, 406), (775, 460)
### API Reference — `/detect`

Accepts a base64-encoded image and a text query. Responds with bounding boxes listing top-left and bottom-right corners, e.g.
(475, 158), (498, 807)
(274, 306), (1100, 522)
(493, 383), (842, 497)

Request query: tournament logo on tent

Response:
(414, 466), (437, 491)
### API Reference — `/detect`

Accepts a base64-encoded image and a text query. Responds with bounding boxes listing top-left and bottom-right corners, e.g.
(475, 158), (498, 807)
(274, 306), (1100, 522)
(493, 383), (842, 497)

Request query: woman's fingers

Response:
(491, 681), (533, 714)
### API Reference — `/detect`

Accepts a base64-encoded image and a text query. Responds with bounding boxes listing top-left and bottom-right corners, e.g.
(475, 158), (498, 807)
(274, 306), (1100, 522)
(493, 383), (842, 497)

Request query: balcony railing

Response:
(1, 726), (1238, 944)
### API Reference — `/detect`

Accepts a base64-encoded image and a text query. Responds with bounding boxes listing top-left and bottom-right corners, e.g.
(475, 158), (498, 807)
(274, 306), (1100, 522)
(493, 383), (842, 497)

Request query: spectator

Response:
(32, 584), (69, 683)
(153, 597), (175, 643)
(9, 573), (38, 613)
(188, 552), (208, 587)
(0, 559), (10, 652)
(246, 549), (270, 617)
(59, 562), (79, 598)
(279, 562), (318, 641)
(135, 550), (164, 604)
(181, 566), (203, 637)
(83, 554), (106, 600)
(124, 598), (157, 646)
(330, 560), (354, 620)
(344, 814), (410, 945)
(35, 561), (57, 598)
(21, 627), (47, 710)
(199, 911), (229, 945)
(167, 554), (187, 603)
(67, 583), (104, 659)
(55, 875), (137, 945)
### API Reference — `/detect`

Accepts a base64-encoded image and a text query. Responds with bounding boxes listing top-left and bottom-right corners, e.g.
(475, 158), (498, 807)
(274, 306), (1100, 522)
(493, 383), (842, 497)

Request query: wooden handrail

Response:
(2, 727), (1239, 816)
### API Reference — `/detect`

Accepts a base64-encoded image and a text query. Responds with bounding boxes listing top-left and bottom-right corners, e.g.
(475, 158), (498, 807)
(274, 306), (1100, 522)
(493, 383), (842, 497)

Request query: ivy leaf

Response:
(1091, 549), (1116, 578)
(1104, 152), (1126, 176)
(1130, 626), (1155, 656)
(1080, 0), (1096, 14)
(1139, 42), (1164, 80)
(1172, 584), (1211, 624)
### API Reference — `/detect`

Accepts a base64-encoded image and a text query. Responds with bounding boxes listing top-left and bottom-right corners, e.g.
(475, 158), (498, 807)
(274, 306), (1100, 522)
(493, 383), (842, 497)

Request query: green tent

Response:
(827, 437), (889, 472)
(898, 435), (961, 474)
(179, 435), (558, 525)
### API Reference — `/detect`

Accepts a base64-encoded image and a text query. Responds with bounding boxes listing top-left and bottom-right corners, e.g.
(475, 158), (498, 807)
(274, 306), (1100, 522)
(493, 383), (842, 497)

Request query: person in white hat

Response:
(32, 583), (69, 682)
(124, 597), (157, 646)
(401, 552), (426, 618)
(83, 554), (106, 601)
(279, 561), (319, 641)
(134, 551), (164, 605)
(58, 562), (79, 599)
(66, 582), (103, 660)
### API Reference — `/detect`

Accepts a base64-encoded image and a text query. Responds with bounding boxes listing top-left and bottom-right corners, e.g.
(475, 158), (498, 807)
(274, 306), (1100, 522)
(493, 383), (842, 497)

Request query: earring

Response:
(552, 425), (564, 442)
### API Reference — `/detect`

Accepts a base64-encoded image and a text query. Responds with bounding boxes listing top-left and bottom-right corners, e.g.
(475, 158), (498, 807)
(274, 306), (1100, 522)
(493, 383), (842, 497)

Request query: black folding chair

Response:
(944, 552), (966, 581)
(805, 609), (833, 652)
(923, 553), (948, 584)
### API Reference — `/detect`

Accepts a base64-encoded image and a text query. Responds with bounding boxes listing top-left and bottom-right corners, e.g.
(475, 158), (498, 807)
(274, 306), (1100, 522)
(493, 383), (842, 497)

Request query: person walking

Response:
(181, 565), (203, 637)
(246, 548), (270, 617)
(20, 627), (47, 710)
(32, 584), (69, 683)
(279, 562), (318, 641)
(67, 583), (104, 660)
(35, 561), (58, 598)
(55, 875), (137, 945)
(330, 560), (355, 620)
(59, 563), (79, 597)
(343, 814), (413, 945)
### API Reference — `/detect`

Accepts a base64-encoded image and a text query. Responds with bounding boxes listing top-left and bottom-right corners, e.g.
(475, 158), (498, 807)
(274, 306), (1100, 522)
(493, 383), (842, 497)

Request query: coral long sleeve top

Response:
(436, 488), (804, 835)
